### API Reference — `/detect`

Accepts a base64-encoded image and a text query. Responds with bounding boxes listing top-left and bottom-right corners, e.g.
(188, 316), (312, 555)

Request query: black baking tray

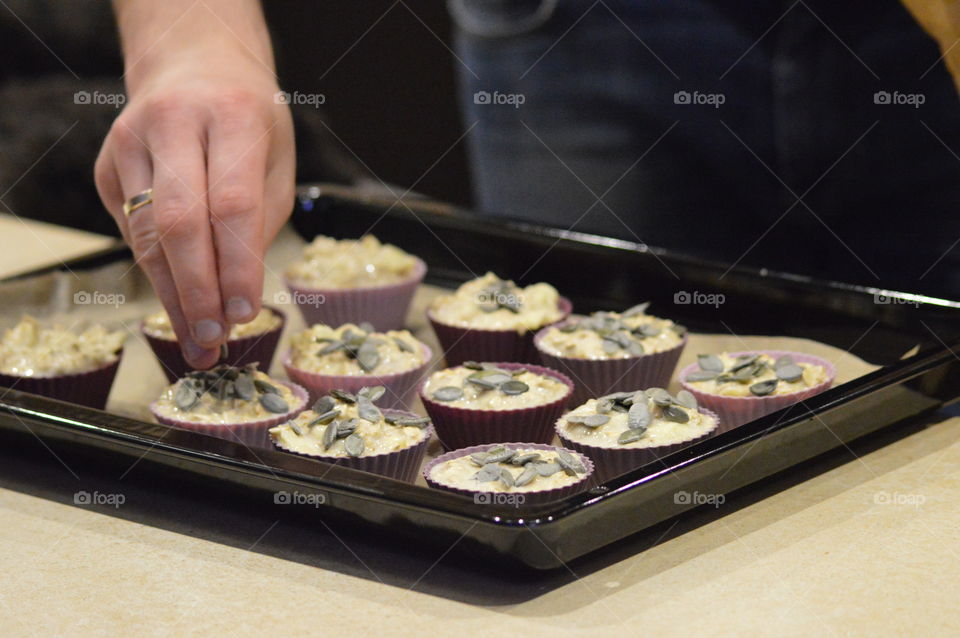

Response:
(1, 183), (959, 570)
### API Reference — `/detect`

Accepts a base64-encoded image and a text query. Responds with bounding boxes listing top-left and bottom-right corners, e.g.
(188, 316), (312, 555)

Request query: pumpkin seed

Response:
(775, 354), (796, 369)
(254, 379), (280, 395)
(675, 390), (697, 410)
(361, 385), (386, 402)
(290, 423), (303, 436)
(557, 450), (585, 476)
(331, 389), (356, 403)
(475, 464), (502, 482)
(463, 361), (483, 370)
(174, 382), (200, 410)
(312, 395), (335, 415)
(337, 419), (358, 438)
(627, 341), (646, 357)
(750, 379), (778, 396)
(260, 393), (289, 414)
(357, 397), (381, 423)
(309, 409), (340, 427)
(618, 429), (644, 445)
(649, 388), (673, 407)
(393, 336), (413, 353)
(344, 433), (364, 457)
(322, 421), (337, 450)
(567, 413), (610, 427)
(511, 453), (541, 466)
(511, 368), (527, 376)
(219, 343), (229, 360)
(390, 416), (431, 428)
(356, 341), (380, 372)
(319, 340), (344, 355)
(776, 363), (804, 383)
(686, 370), (718, 382)
(357, 321), (375, 333)
(466, 375), (499, 391)
(621, 302), (650, 318)
(501, 380), (529, 395)
(628, 401), (652, 430)
(234, 375), (255, 401)
(558, 323), (578, 333)
(638, 324), (661, 338)
(499, 468), (516, 488)
(698, 354), (724, 372)
(432, 386), (463, 402)
(662, 405), (689, 423)
(515, 465), (538, 486)
(484, 447), (516, 464)
(602, 339), (620, 355)
(469, 452), (489, 467)
(535, 462), (561, 477)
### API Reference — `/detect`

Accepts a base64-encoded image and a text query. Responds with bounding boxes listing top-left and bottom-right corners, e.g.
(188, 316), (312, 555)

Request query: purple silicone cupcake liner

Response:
(428, 297), (573, 367)
(534, 323), (687, 405)
(271, 410), (433, 483)
(556, 408), (720, 484)
(423, 442), (594, 506)
(284, 258), (426, 332)
(0, 351), (122, 411)
(142, 306), (286, 383)
(678, 350), (837, 429)
(281, 342), (432, 411)
(420, 362), (574, 450)
(150, 380), (308, 449)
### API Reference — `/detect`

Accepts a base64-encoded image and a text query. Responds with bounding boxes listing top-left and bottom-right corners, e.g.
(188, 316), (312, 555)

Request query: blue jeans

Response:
(450, 0), (960, 297)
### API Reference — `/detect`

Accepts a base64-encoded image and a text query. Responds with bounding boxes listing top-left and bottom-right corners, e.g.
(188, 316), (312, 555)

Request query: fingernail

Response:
(183, 340), (209, 366)
(193, 319), (223, 344)
(226, 297), (253, 322)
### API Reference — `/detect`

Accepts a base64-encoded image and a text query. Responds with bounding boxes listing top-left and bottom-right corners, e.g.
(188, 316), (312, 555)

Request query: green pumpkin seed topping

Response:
(431, 363), (537, 401)
(688, 352), (820, 396)
(564, 387), (704, 445)
(465, 446), (587, 490)
(170, 364), (293, 415)
(276, 386), (431, 458)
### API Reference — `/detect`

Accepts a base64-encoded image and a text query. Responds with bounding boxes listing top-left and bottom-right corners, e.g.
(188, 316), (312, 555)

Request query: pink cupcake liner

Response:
(423, 442), (594, 506)
(150, 380), (308, 449)
(428, 297), (573, 366)
(142, 306), (286, 383)
(556, 408), (720, 484)
(0, 350), (122, 410)
(419, 362), (574, 450)
(281, 343), (432, 411)
(284, 258), (426, 331)
(678, 350), (837, 429)
(534, 323), (687, 405)
(271, 410), (433, 482)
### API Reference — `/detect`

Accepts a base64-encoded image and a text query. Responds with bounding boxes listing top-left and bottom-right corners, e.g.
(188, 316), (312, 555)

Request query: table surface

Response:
(1, 223), (959, 638)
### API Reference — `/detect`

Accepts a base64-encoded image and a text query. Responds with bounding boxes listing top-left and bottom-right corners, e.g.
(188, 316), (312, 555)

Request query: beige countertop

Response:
(0, 222), (958, 638)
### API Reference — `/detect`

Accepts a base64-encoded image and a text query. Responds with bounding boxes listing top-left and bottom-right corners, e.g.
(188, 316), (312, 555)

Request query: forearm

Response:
(113, 0), (274, 94)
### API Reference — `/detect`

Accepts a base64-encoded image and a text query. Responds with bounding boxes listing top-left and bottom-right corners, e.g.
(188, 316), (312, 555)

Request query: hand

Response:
(95, 51), (295, 369)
